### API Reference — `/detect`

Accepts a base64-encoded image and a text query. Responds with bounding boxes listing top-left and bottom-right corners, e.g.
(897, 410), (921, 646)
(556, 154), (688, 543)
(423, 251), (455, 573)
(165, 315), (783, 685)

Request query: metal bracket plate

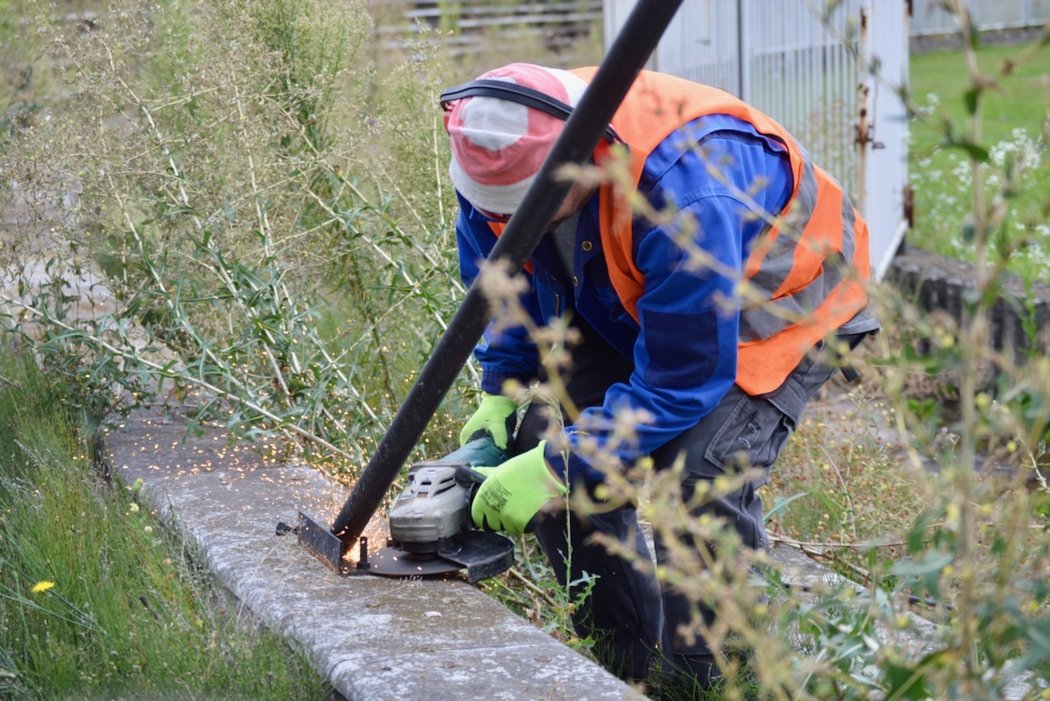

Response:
(298, 512), (347, 574)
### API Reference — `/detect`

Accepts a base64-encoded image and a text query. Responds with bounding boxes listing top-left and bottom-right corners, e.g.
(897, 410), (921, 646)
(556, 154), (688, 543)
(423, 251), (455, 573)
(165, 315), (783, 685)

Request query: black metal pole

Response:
(329, 0), (684, 545)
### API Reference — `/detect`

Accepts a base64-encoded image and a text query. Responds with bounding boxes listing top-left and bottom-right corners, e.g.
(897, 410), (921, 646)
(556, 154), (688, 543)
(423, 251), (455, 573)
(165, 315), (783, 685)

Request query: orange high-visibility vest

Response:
(570, 68), (871, 396)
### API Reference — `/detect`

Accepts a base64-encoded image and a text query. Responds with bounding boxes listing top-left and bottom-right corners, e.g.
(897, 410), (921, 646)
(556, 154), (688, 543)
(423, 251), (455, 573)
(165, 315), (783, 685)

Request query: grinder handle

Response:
(448, 436), (505, 510)
(441, 436), (507, 469)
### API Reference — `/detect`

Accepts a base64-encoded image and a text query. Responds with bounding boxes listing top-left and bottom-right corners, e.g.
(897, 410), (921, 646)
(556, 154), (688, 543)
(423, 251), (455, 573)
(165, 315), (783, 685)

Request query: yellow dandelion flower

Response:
(31, 581), (55, 594)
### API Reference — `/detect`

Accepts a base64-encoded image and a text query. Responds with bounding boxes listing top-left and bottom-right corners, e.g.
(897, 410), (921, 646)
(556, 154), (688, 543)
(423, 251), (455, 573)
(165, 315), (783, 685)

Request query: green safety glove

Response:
(471, 442), (568, 535)
(459, 393), (517, 450)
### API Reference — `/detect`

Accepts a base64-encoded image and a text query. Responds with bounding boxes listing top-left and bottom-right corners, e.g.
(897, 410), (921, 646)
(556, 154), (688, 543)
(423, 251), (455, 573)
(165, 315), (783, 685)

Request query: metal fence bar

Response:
(910, 0), (1050, 35)
(738, 1), (862, 196)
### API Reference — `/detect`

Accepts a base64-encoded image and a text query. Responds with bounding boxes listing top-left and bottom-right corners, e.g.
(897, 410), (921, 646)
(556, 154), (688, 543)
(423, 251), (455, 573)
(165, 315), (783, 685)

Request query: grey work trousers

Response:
(512, 316), (848, 686)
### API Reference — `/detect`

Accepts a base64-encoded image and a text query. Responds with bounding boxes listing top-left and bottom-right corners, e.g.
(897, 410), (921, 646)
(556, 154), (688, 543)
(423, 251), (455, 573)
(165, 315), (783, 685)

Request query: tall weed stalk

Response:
(0, 0), (471, 477)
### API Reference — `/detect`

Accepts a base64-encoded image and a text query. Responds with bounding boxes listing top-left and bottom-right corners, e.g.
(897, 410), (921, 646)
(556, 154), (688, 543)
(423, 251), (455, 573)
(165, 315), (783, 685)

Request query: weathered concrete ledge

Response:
(98, 406), (645, 701)
(887, 246), (1050, 358)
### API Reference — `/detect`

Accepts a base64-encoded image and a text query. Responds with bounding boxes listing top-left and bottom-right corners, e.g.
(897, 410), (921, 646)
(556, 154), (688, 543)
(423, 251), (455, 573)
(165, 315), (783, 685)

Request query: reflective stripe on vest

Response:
(570, 68), (871, 396)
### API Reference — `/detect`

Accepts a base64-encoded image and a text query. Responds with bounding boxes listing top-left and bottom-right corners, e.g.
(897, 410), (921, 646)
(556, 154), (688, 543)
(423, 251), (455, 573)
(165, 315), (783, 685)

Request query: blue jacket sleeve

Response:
(548, 126), (793, 485)
(455, 198), (542, 394)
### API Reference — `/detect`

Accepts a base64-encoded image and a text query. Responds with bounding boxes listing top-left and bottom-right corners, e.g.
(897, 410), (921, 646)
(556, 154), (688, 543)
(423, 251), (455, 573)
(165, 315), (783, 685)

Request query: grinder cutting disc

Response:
(368, 547), (462, 578)
(369, 531), (514, 584)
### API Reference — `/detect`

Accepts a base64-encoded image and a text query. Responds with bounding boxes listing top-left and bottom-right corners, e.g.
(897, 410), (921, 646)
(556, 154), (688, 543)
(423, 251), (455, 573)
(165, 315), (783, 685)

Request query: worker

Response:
(442, 63), (879, 692)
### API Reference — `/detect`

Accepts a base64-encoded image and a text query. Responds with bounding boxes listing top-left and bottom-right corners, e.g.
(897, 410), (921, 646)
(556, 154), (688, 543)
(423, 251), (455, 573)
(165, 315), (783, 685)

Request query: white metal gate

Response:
(603, 0), (910, 280)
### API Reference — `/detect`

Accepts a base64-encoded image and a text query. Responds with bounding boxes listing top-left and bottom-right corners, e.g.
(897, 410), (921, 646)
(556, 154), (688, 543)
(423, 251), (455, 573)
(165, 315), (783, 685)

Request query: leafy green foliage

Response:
(909, 40), (1050, 281)
(0, 351), (328, 700)
(0, 0), (474, 475)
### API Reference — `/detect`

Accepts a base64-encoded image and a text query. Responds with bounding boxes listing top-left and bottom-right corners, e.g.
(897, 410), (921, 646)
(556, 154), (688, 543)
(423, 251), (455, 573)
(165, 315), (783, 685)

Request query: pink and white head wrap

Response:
(443, 63), (588, 216)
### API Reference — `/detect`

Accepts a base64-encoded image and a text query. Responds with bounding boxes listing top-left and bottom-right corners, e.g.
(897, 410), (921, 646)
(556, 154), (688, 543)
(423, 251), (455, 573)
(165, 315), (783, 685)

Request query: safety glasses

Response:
(477, 208), (512, 223)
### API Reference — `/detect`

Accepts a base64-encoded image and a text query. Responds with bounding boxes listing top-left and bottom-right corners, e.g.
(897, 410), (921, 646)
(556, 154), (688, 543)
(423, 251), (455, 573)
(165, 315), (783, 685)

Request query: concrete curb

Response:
(98, 406), (645, 701)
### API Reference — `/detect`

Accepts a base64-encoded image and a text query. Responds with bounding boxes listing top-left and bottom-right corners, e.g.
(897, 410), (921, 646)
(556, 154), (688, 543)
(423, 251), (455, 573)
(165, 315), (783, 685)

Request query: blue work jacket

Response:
(456, 114), (794, 484)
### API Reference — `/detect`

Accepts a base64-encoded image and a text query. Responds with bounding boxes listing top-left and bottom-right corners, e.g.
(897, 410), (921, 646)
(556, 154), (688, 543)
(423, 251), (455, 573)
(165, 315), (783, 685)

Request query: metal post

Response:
(736, 0), (749, 101)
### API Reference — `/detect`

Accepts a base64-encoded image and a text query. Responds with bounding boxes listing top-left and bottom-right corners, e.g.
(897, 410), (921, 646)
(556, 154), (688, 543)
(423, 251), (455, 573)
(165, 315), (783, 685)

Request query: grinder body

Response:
(370, 437), (516, 583)
(387, 438), (505, 552)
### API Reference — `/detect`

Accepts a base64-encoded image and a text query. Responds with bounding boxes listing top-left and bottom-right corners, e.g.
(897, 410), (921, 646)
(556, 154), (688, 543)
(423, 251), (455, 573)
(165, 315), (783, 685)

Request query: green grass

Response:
(0, 350), (330, 700)
(908, 39), (1050, 281)
(768, 383), (927, 555)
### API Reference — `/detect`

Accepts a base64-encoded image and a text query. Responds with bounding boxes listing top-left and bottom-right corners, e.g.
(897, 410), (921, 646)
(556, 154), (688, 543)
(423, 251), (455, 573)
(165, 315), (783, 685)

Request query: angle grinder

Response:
(367, 437), (516, 583)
